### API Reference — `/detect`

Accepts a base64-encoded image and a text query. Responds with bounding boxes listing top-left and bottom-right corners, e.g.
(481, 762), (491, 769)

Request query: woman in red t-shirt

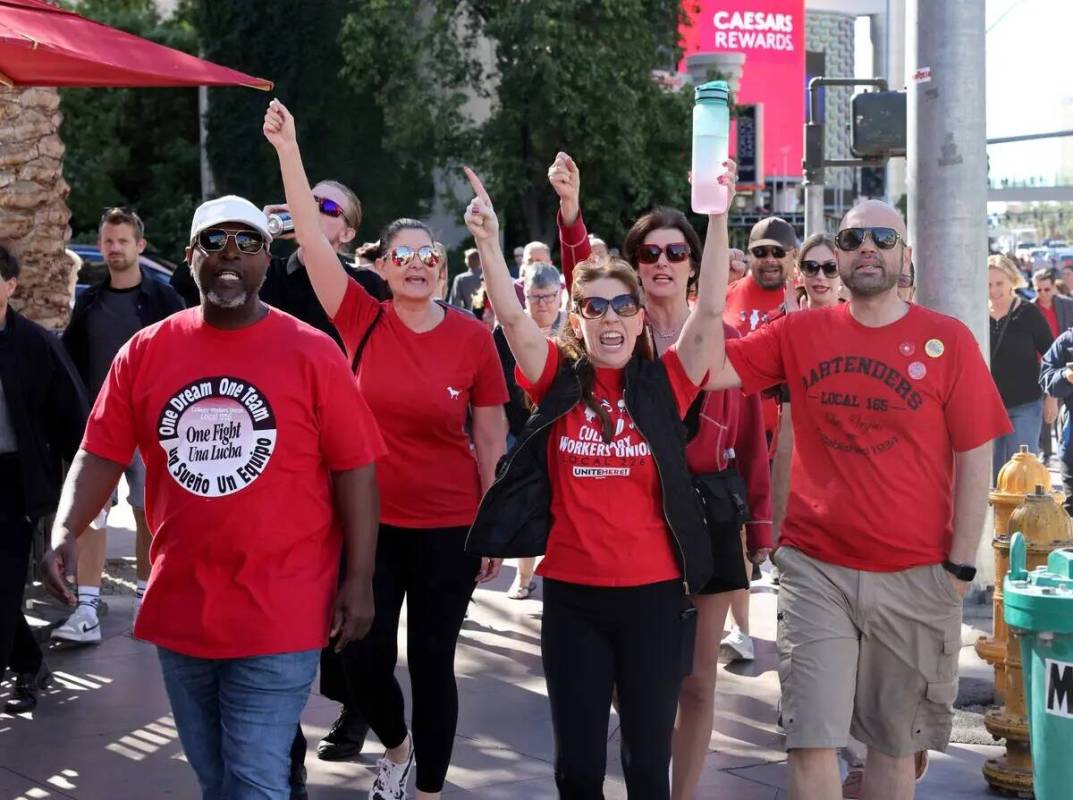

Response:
(549, 154), (772, 800)
(265, 101), (508, 800)
(462, 162), (738, 798)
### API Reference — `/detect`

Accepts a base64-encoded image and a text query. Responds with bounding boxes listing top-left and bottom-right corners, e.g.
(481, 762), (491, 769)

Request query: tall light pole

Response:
(906, 0), (988, 346)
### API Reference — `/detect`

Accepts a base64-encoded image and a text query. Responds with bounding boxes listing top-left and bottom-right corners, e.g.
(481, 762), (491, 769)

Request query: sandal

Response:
(507, 580), (537, 600)
(841, 768), (864, 799)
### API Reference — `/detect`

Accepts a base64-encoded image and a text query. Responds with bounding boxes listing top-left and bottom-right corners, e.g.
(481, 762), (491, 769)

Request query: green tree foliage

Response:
(340, 0), (695, 250)
(60, 0), (201, 261)
(195, 0), (434, 249)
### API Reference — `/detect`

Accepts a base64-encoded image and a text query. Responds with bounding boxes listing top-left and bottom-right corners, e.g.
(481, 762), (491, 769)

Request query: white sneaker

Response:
(720, 627), (754, 661)
(368, 734), (414, 800)
(52, 603), (102, 643)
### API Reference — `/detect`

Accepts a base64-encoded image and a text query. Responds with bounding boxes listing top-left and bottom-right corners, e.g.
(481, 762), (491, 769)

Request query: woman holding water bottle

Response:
(547, 82), (772, 800)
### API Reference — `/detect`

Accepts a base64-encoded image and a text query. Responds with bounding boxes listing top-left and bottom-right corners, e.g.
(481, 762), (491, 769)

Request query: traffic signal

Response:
(852, 91), (906, 158)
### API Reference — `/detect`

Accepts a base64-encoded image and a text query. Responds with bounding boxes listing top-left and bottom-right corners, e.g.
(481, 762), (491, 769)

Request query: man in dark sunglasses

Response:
(707, 198), (1011, 800)
(260, 179), (389, 354)
(42, 193), (385, 800)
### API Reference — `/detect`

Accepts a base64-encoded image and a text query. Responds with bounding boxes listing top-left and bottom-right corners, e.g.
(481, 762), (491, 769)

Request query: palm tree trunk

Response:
(0, 86), (73, 329)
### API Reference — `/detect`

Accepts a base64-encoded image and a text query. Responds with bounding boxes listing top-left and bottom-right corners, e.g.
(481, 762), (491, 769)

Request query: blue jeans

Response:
(993, 399), (1045, 485)
(157, 647), (318, 800)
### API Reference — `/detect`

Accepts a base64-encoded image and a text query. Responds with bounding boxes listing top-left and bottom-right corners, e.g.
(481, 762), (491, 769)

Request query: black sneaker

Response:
(4, 664), (53, 713)
(317, 706), (369, 761)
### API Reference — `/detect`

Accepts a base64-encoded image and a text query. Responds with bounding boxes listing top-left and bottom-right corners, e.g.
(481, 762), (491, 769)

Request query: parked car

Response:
(70, 243), (177, 297)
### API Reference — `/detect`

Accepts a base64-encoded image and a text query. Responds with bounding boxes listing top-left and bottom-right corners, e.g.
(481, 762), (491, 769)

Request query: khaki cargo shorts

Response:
(772, 545), (963, 757)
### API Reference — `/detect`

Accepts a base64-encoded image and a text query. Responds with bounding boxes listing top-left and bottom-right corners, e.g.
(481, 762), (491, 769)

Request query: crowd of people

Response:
(0, 93), (1042, 800)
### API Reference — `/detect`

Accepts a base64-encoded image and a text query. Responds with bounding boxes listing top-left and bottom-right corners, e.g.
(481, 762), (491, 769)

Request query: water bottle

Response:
(267, 212), (293, 236)
(691, 80), (730, 215)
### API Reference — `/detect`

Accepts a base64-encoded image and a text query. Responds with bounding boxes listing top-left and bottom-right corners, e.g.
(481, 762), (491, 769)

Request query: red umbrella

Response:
(0, 0), (272, 89)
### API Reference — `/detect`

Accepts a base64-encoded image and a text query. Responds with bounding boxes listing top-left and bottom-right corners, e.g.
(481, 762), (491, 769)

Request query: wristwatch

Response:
(942, 560), (977, 582)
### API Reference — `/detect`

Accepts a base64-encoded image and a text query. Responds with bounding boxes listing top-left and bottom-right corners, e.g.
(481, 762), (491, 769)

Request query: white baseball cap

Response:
(189, 195), (272, 244)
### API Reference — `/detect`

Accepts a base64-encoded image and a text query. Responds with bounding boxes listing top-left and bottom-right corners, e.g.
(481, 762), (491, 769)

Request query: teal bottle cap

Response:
(1004, 533), (1073, 634)
(695, 80), (729, 104)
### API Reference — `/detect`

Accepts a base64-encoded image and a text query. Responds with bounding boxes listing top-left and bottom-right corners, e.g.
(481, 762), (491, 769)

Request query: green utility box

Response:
(1005, 533), (1073, 800)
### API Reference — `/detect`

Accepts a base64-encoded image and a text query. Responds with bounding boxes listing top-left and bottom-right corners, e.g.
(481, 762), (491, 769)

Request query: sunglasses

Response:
(800, 260), (839, 278)
(526, 292), (560, 306)
(751, 246), (786, 260)
(636, 242), (691, 264)
(313, 195), (352, 225)
(101, 205), (137, 217)
(576, 293), (642, 320)
(388, 245), (441, 268)
(196, 228), (266, 254)
(835, 227), (902, 251)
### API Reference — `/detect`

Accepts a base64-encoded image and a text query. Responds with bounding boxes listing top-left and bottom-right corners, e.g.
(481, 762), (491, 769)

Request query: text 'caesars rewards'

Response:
(712, 10), (795, 51)
(157, 376), (277, 497)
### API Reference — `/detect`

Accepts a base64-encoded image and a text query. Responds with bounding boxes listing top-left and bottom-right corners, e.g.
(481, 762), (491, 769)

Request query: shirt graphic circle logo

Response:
(156, 376), (277, 497)
(899, 341), (915, 357)
(907, 361), (927, 380)
(925, 339), (945, 358)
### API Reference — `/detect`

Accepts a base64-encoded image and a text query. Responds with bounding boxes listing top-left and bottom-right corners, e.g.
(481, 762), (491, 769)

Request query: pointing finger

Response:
(463, 166), (491, 205)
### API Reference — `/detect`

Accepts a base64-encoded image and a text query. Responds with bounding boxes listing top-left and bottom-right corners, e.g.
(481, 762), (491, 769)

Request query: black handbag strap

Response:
(991, 297), (1019, 359)
(350, 307), (384, 374)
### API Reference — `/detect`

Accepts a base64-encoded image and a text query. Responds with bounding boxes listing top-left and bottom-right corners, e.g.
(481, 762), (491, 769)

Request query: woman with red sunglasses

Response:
(464, 154), (739, 797)
(264, 100), (508, 800)
(549, 152), (773, 800)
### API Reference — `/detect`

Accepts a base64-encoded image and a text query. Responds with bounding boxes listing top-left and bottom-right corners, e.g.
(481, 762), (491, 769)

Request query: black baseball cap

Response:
(748, 217), (797, 251)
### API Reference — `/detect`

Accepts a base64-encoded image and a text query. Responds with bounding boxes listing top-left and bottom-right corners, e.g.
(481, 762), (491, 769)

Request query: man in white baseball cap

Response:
(42, 194), (386, 799)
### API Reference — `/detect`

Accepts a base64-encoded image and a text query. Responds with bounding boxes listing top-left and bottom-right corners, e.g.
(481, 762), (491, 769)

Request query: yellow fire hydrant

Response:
(983, 484), (1072, 796)
(977, 447), (1054, 702)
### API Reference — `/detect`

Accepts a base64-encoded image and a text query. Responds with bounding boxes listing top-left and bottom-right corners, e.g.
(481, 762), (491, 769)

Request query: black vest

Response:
(465, 354), (715, 594)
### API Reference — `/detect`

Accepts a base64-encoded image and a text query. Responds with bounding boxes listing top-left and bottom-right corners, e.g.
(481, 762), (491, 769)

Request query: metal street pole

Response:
(804, 184), (824, 237)
(906, 0), (987, 345)
(906, 0), (993, 609)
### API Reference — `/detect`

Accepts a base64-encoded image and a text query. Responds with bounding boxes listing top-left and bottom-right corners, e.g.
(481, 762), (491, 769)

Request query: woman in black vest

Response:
(462, 165), (737, 799)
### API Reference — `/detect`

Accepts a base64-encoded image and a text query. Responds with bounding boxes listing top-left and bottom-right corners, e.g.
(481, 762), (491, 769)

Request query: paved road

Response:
(2, 551), (1009, 799)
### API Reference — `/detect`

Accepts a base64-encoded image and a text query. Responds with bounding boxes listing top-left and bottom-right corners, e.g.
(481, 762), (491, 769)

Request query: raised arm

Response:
(263, 99), (348, 317)
(676, 160), (738, 386)
(463, 167), (549, 384)
(548, 152), (589, 288)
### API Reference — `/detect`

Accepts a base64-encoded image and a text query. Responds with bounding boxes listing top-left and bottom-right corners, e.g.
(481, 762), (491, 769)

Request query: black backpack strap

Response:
(684, 392), (705, 442)
(350, 307), (384, 374)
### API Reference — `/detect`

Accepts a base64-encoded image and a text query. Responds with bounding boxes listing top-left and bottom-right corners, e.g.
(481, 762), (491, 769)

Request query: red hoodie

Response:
(557, 209), (772, 549)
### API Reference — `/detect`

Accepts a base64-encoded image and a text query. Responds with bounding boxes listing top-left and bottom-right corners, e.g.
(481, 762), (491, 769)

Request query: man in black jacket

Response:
(0, 243), (88, 712)
(57, 207), (184, 645)
(261, 180), (383, 798)
(260, 180), (389, 353)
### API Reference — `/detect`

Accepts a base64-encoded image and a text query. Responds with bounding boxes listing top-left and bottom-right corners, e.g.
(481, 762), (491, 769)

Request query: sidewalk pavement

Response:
(2, 557), (1009, 800)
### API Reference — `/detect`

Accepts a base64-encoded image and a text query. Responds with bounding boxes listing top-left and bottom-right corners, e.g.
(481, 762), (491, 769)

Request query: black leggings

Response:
(1, 458), (43, 678)
(342, 524), (479, 793)
(542, 579), (696, 799)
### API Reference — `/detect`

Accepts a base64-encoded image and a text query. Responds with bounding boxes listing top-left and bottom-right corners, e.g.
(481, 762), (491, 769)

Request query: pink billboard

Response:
(679, 1), (806, 183)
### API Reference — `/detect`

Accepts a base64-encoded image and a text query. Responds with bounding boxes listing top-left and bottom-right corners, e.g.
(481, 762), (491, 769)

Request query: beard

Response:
(192, 266), (265, 309)
(841, 263), (898, 297)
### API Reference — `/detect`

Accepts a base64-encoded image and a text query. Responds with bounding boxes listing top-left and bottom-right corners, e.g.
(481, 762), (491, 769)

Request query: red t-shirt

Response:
(83, 308), (386, 658)
(726, 302), (1012, 571)
(1038, 301), (1059, 339)
(517, 340), (701, 586)
(332, 279), (509, 528)
(724, 275), (786, 448)
(724, 274), (786, 335)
